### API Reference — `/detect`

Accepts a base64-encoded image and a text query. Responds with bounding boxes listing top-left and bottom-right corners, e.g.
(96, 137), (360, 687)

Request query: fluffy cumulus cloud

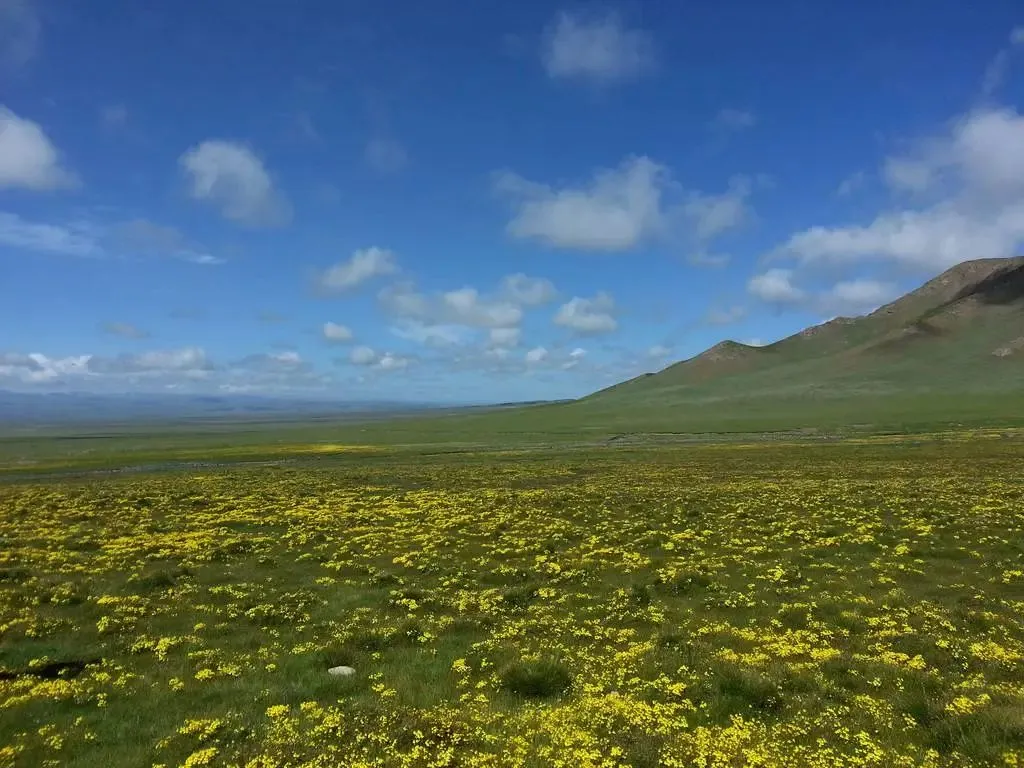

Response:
(554, 292), (618, 335)
(379, 276), (548, 349)
(0, 107), (77, 190)
(524, 346), (548, 364)
(377, 272), (560, 355)
(496, 156), (666, 251)
(748, 270), (896, 316)
(500, 273), (557, 306)
(315, 247), (398, 294)
(772, 107), (1024, 270)
(441, 288), (522, 327)
(488, 327), (521, 348)
(497, 157), (756, 256)
(0, 352), (91, 384)
(347, 346), (409, 371)
(349, 346), (377, 366)
(818, 279), (897, 315)
(541, 10), (654, 85)
(179, 140), (290, 226)
(748, 269), (805, 304)
(322, 322), (353, 343)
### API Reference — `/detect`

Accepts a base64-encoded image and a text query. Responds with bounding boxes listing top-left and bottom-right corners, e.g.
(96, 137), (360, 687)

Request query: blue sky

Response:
(2, 0), (1023, 402)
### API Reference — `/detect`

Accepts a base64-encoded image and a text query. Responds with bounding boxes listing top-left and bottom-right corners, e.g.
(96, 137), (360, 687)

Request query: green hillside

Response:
(545, 256), (1024, 433)
(590, 257), (1024, 399)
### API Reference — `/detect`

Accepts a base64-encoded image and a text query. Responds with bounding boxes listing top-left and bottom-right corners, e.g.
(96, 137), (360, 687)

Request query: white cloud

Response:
(392, 321), (465, 347)
(542, 11), (654, 85)
(179, 140), (290, 226)
(441, 287), (522, 327)
(554, 292), (618, 334)
(562, 347), (587, 369)
(0, 212), (100, 256)
(322, 322), (353, 343)
(377, 352), (409, 371)
(380, 282), (523, 331)
(488, 327), (521, 348)
(348, 345), (409, 371)
(777, 202), (1024, 271)
(365, 138), (407, 173)
(89, 347), (212, 375)
(749, 270), (896, 316)
(836, 171), (867, 197)
(0, 352), (91, 384)
(883, 157), (935, 193)
(818, 279), (896, 314)
(705, 305), (747, 325)
(648, 345), (672, 358)
(498, 158), (757, 255)
(316, 247), (398, 293)
(270, 350), (301, 366)
(497, 156), (666, 251)
(0, 107), (77, 190)
(525, 346), (548, 364)
(773, 107), (1024, 270)
(501, 273), (557, 305)
(1, 346), (344, 394)
(981, 27), (1024, 98)
(683, 176), (753, 243)
(748, 269), (805, 304)
(103, 322), (148, 339)
(713, 108), (756, 131)
(0, 0), (39, 71)
(350, 346), (377, 366)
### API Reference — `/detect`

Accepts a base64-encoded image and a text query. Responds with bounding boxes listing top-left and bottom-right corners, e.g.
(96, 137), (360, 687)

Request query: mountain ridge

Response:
(584, 256), (1024, 406)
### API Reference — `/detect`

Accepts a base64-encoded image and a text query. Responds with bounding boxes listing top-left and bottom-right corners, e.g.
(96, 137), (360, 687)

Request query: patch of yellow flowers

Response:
(1, 438), (1023, 766)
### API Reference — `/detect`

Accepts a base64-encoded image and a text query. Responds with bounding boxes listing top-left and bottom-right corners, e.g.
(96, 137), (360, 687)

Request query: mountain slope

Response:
(583, 256), (1024, 410)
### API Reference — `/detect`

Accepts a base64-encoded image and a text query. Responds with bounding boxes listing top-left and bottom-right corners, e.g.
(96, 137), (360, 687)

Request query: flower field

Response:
(2, 438), (1023, 767)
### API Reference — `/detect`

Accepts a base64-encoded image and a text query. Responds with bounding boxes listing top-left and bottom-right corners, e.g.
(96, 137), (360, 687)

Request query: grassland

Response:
(2, 432), (1024, 767)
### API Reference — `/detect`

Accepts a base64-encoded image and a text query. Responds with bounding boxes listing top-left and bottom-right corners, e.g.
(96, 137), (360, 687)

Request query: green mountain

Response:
(555, 256), (1024, 432)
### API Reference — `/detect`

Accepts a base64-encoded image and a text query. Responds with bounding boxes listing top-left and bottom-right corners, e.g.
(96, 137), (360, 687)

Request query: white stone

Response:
(328, 665), (356, 677)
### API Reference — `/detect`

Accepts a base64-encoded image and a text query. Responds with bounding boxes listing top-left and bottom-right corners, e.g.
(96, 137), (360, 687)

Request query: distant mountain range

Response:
(584, 256), (1024, 411)
(0, 391), (458, 426)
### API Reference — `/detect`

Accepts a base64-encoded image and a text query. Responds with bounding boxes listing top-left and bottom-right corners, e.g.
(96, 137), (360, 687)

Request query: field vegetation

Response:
(2, 433), (1023, 766)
